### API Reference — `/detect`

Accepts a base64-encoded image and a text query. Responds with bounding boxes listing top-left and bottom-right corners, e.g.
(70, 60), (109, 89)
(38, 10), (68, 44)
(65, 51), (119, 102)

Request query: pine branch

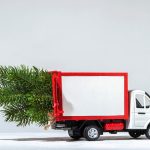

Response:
(0, 65), (53, 126)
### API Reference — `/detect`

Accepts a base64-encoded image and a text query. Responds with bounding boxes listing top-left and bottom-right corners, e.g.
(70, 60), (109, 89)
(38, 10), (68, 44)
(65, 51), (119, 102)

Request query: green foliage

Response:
(0, 65), (53, 126)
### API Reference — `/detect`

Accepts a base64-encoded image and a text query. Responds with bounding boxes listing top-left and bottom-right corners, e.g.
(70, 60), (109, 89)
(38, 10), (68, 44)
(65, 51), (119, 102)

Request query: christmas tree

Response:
(0, 65), (53, 127)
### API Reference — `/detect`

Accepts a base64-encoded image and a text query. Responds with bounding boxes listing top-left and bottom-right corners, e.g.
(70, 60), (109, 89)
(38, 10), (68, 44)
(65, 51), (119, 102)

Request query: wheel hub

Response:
(88, 128), (98, 138)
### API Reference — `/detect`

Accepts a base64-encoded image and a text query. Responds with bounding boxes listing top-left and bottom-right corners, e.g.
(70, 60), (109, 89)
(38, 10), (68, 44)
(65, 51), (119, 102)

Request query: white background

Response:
(0, 1), (150, 147)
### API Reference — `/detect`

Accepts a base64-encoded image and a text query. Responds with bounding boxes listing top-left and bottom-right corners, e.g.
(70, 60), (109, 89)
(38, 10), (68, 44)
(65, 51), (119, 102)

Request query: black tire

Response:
(129, 131), (141, 138)
(83, 125), (100, 141)
(145, 126), (150, 139)
(68, 130), (81, 140)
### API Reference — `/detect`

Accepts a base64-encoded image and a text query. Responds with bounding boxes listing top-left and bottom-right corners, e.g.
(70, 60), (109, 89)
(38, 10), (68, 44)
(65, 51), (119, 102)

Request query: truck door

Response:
(134, 92), (150, 127)
(144, 94), (150, 127)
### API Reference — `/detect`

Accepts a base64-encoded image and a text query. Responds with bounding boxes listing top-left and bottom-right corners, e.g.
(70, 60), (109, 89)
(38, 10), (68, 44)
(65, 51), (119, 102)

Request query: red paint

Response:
(55, 116), (126, 122)
(124, 74), (128, 119)
(52, 71), (63, 118)
(61, 72), (127, 76)
(51, 71), (128, 121)
(104, 122), (124, 131)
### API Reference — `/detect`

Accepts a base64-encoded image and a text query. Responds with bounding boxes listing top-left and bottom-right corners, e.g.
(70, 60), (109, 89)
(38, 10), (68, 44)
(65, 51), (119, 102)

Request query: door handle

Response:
(138, 112), (146, 114)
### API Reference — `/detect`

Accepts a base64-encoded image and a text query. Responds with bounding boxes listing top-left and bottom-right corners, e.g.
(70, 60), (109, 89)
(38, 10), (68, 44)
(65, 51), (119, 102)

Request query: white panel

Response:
(62, 76), (124, 116)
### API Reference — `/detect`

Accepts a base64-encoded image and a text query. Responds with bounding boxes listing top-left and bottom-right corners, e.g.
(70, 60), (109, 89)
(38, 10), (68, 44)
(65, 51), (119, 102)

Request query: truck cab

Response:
(127, 90), (150, 130)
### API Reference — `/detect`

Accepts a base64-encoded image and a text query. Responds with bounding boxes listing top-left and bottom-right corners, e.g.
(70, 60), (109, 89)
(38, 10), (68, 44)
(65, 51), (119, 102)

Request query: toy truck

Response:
(51, 71), (150, 141)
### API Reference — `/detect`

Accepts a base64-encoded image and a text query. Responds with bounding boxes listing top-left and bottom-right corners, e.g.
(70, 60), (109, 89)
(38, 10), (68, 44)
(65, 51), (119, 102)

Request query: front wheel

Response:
(129, 131), (141, 138)
(83, 125), (100, 141)
(145, 126), (150, 139)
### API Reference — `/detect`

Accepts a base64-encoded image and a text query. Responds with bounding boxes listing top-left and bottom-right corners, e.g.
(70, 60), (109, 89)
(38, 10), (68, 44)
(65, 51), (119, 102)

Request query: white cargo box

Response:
(52, 72), (128, 121)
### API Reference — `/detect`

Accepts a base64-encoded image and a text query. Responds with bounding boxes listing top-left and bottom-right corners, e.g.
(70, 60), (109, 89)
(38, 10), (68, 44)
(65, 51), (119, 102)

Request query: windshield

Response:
(145, 92), (150, 108)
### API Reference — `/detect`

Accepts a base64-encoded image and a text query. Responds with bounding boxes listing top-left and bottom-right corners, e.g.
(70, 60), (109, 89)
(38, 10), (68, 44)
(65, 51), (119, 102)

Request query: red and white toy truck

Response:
(51, 71), (150, 141)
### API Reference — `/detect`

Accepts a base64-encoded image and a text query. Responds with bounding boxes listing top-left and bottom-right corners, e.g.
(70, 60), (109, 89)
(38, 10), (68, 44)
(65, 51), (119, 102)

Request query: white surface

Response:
(0, 131), (150, 150)
(62, 76), (124, 116)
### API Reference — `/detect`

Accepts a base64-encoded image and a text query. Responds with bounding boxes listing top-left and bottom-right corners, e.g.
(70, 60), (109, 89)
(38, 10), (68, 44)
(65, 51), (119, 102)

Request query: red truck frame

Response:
(51, 71), (128, 121)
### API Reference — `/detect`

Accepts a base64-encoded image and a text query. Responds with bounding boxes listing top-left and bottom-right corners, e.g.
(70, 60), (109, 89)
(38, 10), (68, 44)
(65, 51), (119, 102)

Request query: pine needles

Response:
(0, 65), (53, 126)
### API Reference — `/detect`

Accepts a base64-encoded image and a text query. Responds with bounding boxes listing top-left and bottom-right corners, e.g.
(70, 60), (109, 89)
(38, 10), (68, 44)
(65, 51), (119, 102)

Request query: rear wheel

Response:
(129, 131), (141, 138)
(68, 130), (81, 140)
(145, 126), (150, 139)
(83, 125), (100, 141)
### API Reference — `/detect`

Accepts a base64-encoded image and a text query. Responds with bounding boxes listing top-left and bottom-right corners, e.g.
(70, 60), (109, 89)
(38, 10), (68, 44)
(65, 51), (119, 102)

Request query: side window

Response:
(136, 94), (144, 109)
(145, 95), (150, 109)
